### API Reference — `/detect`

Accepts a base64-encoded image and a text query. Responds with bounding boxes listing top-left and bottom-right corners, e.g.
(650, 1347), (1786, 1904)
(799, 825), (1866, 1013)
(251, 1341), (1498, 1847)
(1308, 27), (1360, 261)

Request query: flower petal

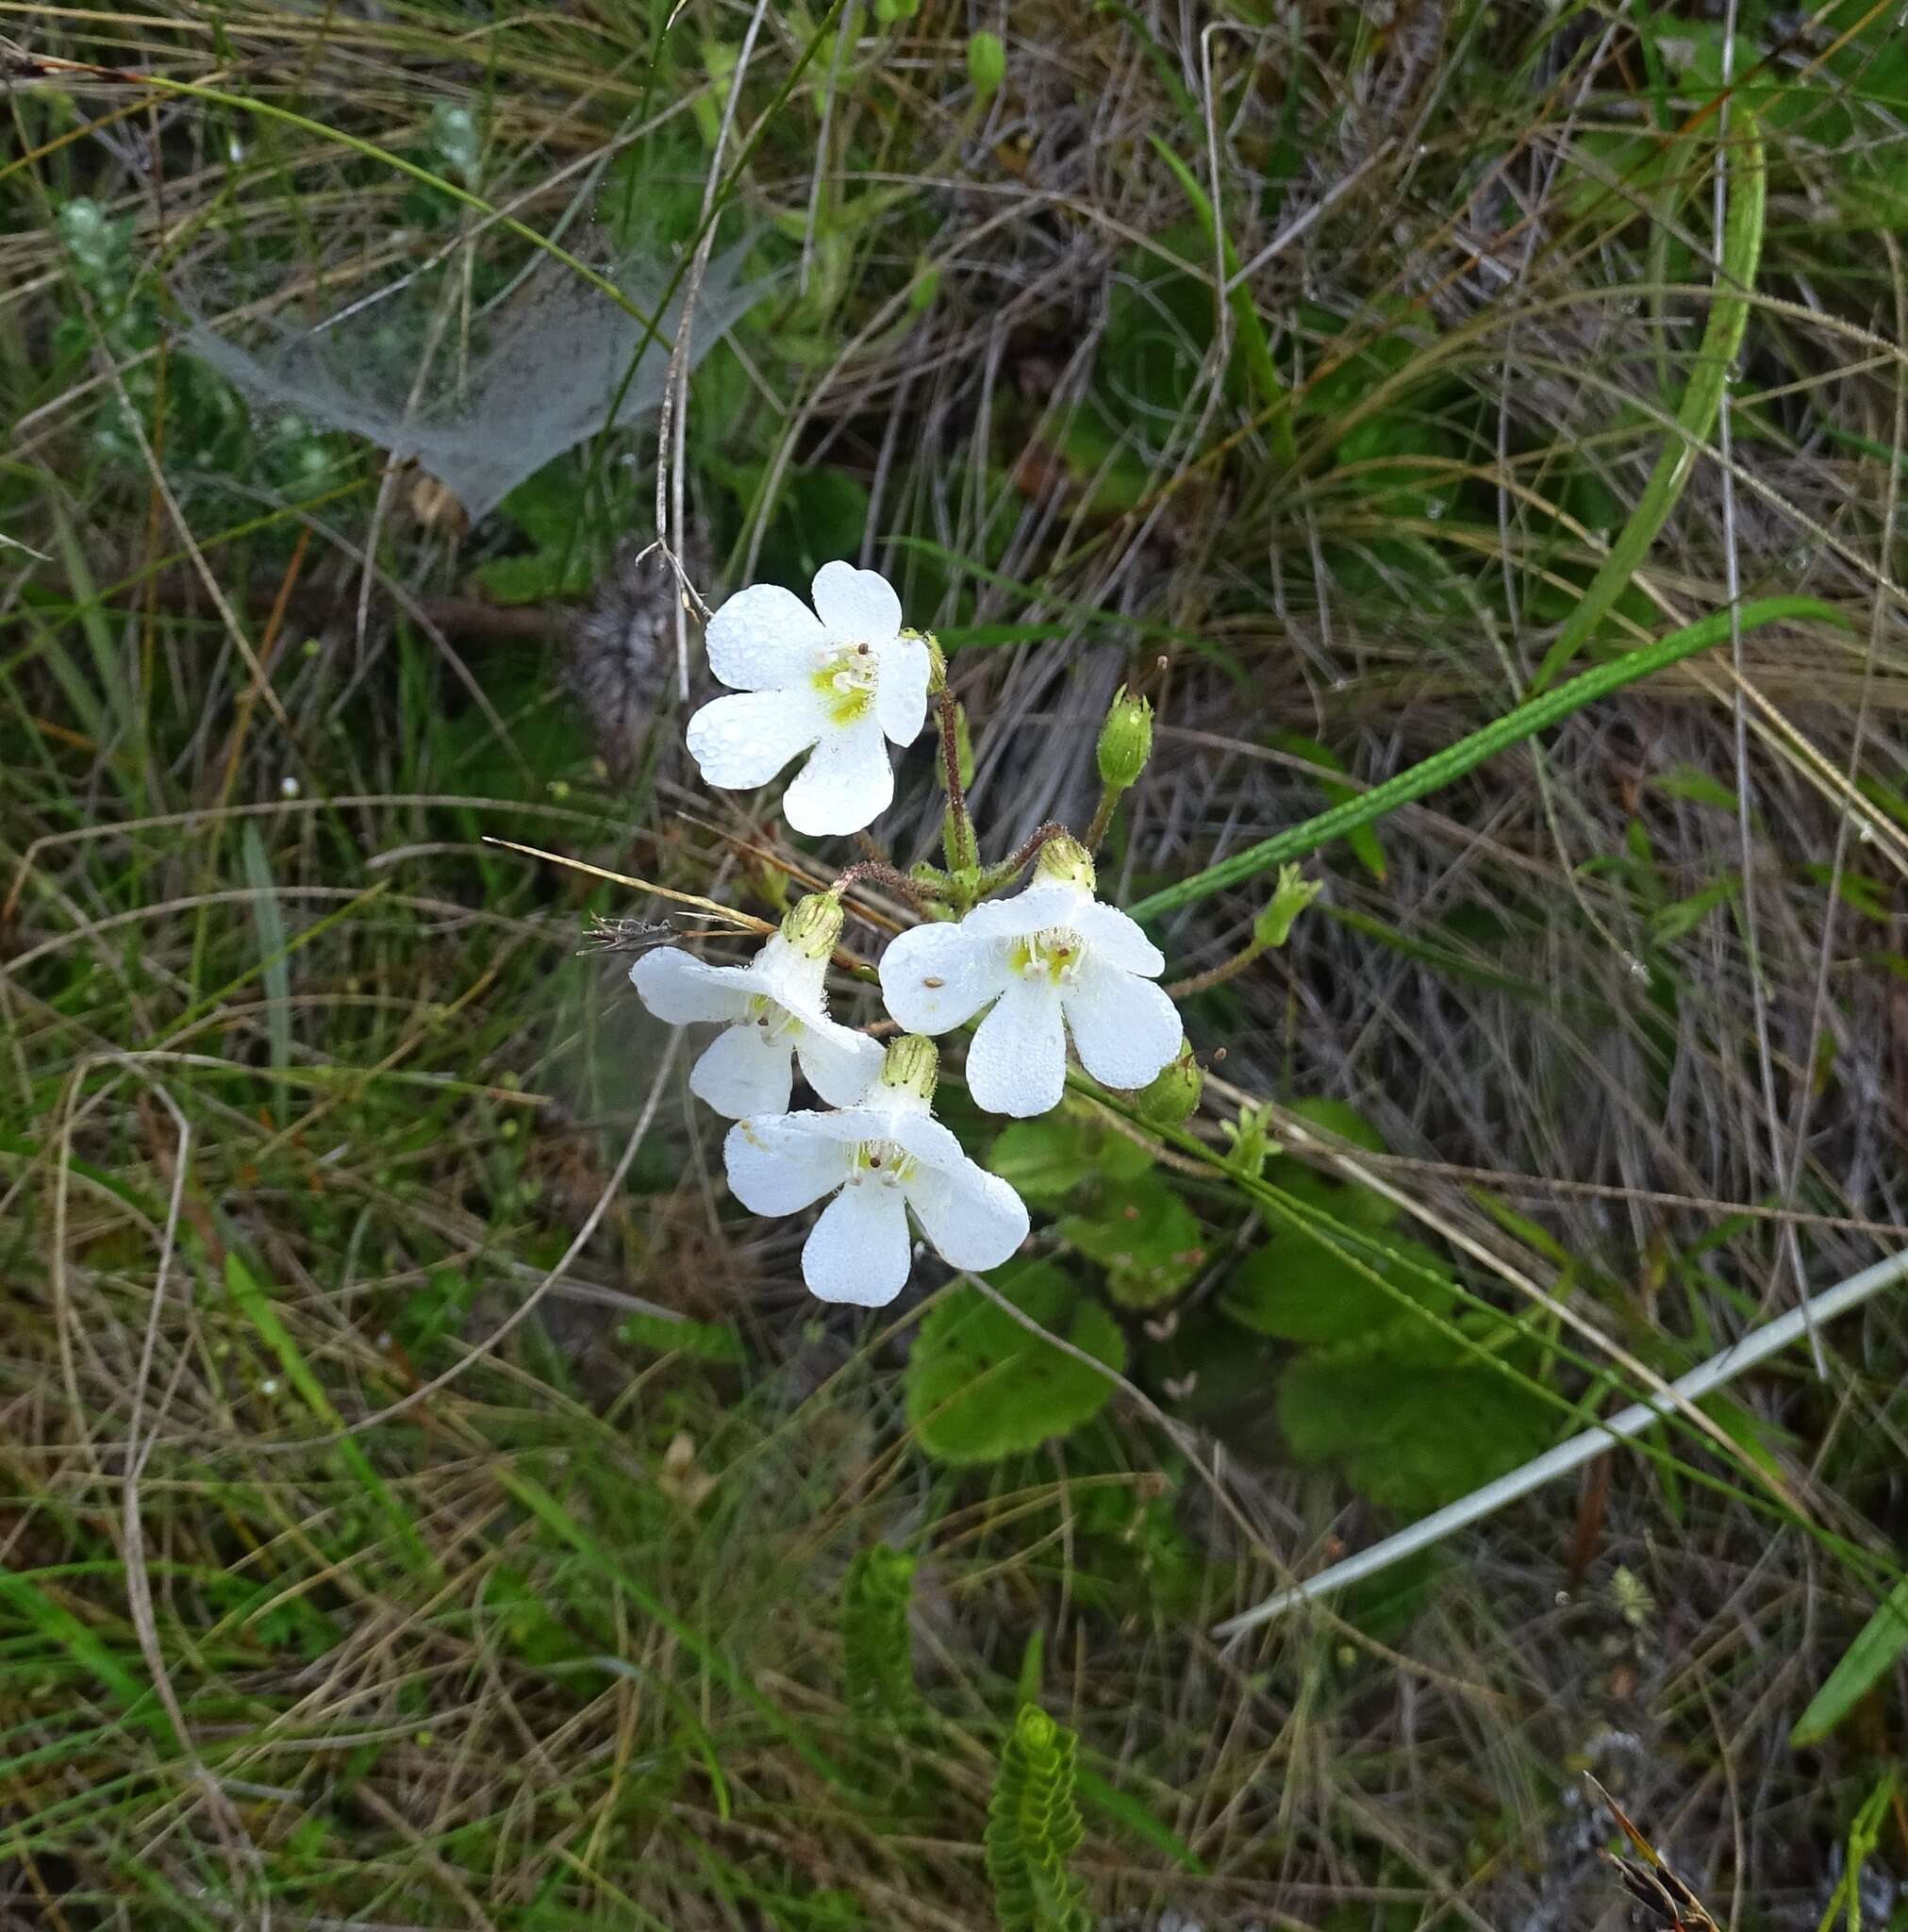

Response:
(724, 1115), (852, 1215)
(782, 714), (894, 837)
(811, 560), (902, 641)
(879, 1104), (971, 1173)
(803, 1184), (913, 1305)
(791, 1018), (886, 1107)
(955, 881), (1093, 944)
(1071, 900), (1166, 977)
(876, 632), (931, 747)
(762, 1104), (887, 1147)
(878, 922), (1009, 1035)
(964, 975), (1067, 1117)
(690, 1022), (794, 1118)
(750, 935), (830, 1019)
(630, 947), (760, 1024)
(705, 583), (828, 691)
(686, 689), (825, 790)
(904, 1159), (1029, 1272)
(1061, 959), (1182, 1091)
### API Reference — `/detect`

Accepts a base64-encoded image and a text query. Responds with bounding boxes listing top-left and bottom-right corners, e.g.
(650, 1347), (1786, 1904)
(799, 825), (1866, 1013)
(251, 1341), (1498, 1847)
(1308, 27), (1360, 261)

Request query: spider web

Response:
(179, 243), (766, 523)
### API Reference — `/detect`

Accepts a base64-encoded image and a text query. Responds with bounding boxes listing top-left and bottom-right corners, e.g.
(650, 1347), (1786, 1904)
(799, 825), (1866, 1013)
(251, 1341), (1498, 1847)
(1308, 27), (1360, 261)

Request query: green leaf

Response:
(756, 465), (872, 584)
(987, 1112), (1148, 1202)
(1790, 1579), (1908, 1746)
(1278, 1355), (1551, 1513)
(1279, 1096), (1389, 1155)
(1645, 871), (1740, 945)
(1800, 862), (1892, 922)
(1332, 410), (1455, 521)
(1255, 1158), (1396, 1233)
(906, 1260), (1125, 1465)
(1293, 293), (1422, 420)
(1058, 1174), (1206, 1308)
(618, 1310), (746, 1363)
(1221, 1227), (1454, 1344)
(1649, 766), (1740, 812)
(1074, 1766), (1205, 1874)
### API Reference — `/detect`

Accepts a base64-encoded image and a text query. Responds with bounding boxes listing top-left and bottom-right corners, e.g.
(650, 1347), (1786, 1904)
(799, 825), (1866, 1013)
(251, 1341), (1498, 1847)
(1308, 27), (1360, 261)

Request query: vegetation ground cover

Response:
(3, 2), (1907, 1926)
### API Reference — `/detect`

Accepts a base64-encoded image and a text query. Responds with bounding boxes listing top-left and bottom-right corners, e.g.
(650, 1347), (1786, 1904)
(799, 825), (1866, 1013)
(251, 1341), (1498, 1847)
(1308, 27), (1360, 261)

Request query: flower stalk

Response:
(1168, 862), (1320, 998)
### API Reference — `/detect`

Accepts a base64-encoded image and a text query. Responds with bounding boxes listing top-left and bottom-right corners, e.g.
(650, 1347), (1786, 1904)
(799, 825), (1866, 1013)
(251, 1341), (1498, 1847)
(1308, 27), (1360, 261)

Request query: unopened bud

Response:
(1253, 864), (1322, 950)
(1034, 832), (1096, 894)
(880, 1033), (939, 1104)
(780, 890), (844, 960)
(1134, 1040), (1203, 1126)
(937, 699), (974, 792)
(968, 29), (1006, 100)
(908, 629), (948, 695)
(1095, 686), (1153, 793)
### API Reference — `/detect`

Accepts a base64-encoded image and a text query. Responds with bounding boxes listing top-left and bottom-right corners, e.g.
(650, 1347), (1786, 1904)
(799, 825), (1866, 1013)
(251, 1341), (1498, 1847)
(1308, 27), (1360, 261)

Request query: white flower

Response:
(630, 892), (884, 1118)
(878, 838), (1180, 1118)
(722, 1037), (1029, 1306)
(687, 561), (932, 837)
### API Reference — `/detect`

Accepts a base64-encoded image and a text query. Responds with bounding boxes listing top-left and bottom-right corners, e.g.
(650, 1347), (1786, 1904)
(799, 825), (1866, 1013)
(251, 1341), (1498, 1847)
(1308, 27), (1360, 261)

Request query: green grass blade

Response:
(1148, 136), (1299, 469)
(1528, 110), (1767, 692)
(1131, 593), (1845, 920)
(224, 1254), (433, 1575)
(1790, 1577), (1908, 1746)
(239, 824), (292, 1126)
(0, 1572), (169, 1746)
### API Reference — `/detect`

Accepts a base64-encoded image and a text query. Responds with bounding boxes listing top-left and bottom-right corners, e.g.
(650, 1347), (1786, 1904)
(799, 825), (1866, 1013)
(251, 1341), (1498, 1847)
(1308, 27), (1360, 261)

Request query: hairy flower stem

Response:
(973, 821), (1071, 900)
(835, 858), (939, 909)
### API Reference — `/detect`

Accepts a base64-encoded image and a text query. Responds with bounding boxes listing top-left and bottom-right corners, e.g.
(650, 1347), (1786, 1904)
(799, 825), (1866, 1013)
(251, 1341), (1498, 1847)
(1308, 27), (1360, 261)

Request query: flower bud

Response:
(1034, 832), (1096, 894)
(968, 29), (1006, 100)
(880, 1033), (939, 1104)
(1253, 864), (1322, 950)
(1095, 686), (1153, 793)
(780, 890), (844, 960)
(908, 629), (948, 696)
(936, 699), (974, 792)
(1134, 1040), (1203, 1126)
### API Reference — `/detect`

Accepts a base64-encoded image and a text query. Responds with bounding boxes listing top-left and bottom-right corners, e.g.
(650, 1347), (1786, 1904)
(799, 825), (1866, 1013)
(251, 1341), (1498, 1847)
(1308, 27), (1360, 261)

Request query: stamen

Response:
(1008, 925), (1087, 986)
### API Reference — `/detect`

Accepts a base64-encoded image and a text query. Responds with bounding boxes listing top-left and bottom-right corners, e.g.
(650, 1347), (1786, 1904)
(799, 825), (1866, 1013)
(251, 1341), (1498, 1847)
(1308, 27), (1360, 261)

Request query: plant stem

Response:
(1168, 934), (1268, 998)
(835, 858), (937, 908)
(1084, 784), (1122, 853)
(1129, 594), (1844, 922)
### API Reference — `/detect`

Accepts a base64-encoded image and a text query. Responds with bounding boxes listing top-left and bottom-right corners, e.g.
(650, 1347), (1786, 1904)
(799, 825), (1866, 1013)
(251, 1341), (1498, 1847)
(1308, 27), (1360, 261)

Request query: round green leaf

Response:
(1058, 1175), (1205, 1308)
(906, 1261), (1125, 1465)
(1220, 1227), (1453, 1343)
(1278, 1356), (1551, 1513)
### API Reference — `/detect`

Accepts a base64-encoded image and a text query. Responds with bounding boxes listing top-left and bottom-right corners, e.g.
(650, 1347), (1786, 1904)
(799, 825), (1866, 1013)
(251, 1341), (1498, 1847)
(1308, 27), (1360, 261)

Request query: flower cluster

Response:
(629, 563), (1194, 1307)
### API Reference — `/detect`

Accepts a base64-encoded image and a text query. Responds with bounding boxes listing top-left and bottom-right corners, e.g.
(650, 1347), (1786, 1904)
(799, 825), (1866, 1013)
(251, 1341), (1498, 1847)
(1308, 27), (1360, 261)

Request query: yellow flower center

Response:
(850, 1139), (918, 1188)
(1006, 926), (1086, 987)
(810, 641), (878, 726)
